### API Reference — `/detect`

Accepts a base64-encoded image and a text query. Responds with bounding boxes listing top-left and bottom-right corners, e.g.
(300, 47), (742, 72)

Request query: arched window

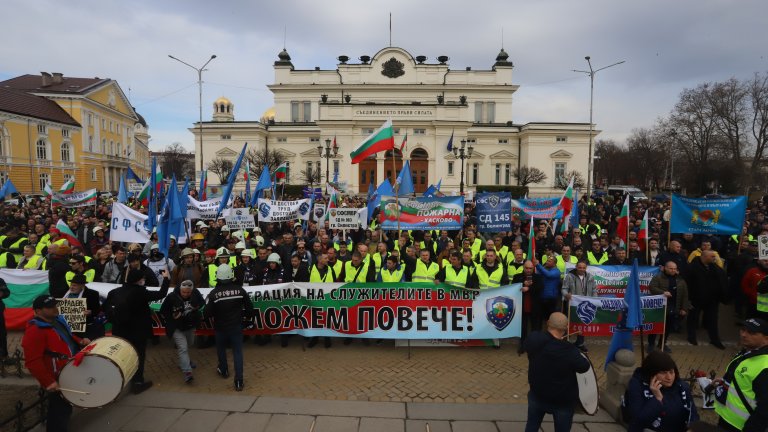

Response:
(36, 139), (48, 160)
(60, 142), (71, 162)
(220, 104), (226, 113)
(410, 148), (428, 159)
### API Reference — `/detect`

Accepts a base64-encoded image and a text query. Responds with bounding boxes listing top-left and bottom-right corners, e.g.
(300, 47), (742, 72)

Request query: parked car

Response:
(607, 185), (648, 200)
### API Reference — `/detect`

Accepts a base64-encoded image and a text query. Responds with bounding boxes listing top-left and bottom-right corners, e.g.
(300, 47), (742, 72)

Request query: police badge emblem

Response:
(486, 296), (515, 331)
(488, 194), (500, 208)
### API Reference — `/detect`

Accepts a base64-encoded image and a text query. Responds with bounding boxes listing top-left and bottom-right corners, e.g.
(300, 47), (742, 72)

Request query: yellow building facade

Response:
(0, 73), (150, 194)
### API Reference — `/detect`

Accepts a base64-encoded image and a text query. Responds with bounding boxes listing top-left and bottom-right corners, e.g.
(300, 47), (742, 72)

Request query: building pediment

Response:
(442, 150), (486, 160)
(549, 149), (573, 159)
(277, 148), (297, 157)
(216, 147), (239, 158)
(490, 150), (517, 159)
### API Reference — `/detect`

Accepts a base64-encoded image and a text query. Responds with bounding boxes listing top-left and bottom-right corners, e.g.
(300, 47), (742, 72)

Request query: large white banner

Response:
(110, 202), (151, 243)
(257, 198), (311, 222)
(329, 208), (364, 230)
(187, 196), (233, 220)
(52, 189), (98, 208)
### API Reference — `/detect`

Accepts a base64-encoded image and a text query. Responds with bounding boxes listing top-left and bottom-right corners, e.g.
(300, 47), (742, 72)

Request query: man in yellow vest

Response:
(339, 252), (374, 283)
(435, 251), (474, 288)
(470, 249), (509, 289)
(465, 229), (483, 257)
(17, 245), (43, 270)
(556, 245), (579, 278)
(65, 255), (95, 286)
(307, 253), (336, 349)
(204, 249), (219, 288)
(370, 242), (389, 275)
(714, 318), (768, 431)
(378, 256), (404, 282)
(507, 249), (526, 279)
(586, 239), (609, 265)
(326, 247), (343, 278)
(411, 249), (439, 282)
(2, 227), (28, 263)
(419, 231), (438, 261)
(475, 239), (498, 264)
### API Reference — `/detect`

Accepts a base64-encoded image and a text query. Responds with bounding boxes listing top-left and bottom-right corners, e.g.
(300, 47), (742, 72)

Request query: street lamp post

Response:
(453, 139), (474, 195)
(318, 138), (339, 186)
(573, 56), (624, 201)
(168, 54), (217, 172)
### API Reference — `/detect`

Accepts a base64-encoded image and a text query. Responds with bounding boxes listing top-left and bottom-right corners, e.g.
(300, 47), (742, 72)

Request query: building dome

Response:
(493, 48), (513, 68)
(260, 106), (275, 124)
(212, 97), (234, 122)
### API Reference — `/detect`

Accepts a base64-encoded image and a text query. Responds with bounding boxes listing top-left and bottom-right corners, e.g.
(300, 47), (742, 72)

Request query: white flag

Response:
(110, 203), (151, 243)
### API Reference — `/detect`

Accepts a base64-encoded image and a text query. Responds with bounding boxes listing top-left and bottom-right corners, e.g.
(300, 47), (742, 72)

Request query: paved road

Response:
(3, 311), (741, 431)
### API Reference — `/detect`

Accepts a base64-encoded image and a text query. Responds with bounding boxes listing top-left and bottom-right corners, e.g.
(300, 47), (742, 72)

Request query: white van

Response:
(607, 185), (648, 200)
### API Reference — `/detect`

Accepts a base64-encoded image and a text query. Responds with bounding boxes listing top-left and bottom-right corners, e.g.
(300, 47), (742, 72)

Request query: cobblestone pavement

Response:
(4, 317), (741, 405)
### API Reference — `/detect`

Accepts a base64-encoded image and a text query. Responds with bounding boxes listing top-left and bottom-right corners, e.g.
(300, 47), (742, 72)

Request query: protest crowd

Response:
(0, 175), (767, 432)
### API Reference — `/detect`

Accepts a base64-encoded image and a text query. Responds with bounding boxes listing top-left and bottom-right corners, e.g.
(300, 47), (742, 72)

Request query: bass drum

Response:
(58, 336), (139, 408)
(576, 352), (599, 415)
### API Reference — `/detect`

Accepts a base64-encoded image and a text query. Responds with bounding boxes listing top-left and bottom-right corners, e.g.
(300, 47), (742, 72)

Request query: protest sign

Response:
(225, 208), (256, 230)
(312, 203), (326, 221)
(585, 265), (660, 297)
(187, 196), (233, 219)
(476, 192), (512, 232)
(110, 202), (151, 243)
(670, 194), (747, 235)
(257, 198), (311, 222)
(303, 187), (323, 199)
(329, 208), (363, 230)
(57, 298), (87, 333)
(568, 294), (667, 336)
(760, 235), (768, 260)
(379, 196), (464, 230)
(510, 197), (563, 220)
(127, 183), (143, 193)
(52, 189), (98, 208)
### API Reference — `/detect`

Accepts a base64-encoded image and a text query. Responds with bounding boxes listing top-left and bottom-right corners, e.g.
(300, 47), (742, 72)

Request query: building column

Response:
(376, 156), (385, 184)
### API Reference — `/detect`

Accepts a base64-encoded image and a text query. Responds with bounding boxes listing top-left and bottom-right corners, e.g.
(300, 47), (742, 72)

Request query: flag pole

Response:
(660, 299), (668, 351)
(667, 195), (672, 249)
(392, 143), (400, 233)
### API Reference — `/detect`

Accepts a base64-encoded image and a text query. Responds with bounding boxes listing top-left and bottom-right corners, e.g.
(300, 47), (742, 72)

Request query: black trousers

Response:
(687, 302), (721, 343)
(47, 392), (72, 432)
(130, 337), (148, 383)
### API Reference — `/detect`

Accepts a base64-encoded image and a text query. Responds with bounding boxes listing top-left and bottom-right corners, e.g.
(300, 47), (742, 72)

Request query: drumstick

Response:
(59, 388), (91, 395)
(561, 330), (582, 340)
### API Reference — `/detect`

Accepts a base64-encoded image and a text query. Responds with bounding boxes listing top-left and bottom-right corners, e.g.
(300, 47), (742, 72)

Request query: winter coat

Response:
(21, 316), (83, 388)
(523, 330), (590, 406)
(685, 257), (727, 307)
(562, 268), (597, 298)
(159, 287), (205, 337)
(648, 273), (691, 312)
(626, 368), (698, 431)
(104, 278), (169, 340)
(204, 281), (254, 331)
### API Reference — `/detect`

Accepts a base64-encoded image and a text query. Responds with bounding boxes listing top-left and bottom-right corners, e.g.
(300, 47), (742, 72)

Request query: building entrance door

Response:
(358, 156), (377, 193)
(410, 148), (429, 194)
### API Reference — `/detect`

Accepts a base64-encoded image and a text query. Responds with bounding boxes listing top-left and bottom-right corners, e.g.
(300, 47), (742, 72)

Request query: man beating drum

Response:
(21, 295), (91, 432)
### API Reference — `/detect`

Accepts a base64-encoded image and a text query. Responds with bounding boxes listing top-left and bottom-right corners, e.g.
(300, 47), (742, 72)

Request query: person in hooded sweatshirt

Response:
(523, 312), (591, 432)
(625, 351), (698, 431)
(160, 279), (204, 384)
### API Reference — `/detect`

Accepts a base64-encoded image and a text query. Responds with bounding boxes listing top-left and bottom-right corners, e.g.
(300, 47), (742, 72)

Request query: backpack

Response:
(104, 286), (132, 325)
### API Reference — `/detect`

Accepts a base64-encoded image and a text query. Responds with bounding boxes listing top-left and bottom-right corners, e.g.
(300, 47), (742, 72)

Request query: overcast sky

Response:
(2, 0), (767, 151)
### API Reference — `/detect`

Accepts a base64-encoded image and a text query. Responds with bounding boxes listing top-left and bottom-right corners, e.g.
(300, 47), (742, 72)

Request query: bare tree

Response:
(554, 170), (586, 190)
(747, 72), (768, 191)
(513, 165), (547, 187)
(298, 168), (322, 190)
(627, 128), (666, 190)
(245, 148), (287, 181)
(207, 157), (234, 184)
(160, 142), (194, 180)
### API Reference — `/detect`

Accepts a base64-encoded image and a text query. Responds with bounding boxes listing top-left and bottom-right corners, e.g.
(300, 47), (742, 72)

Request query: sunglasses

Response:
(69, 261), (79, 265)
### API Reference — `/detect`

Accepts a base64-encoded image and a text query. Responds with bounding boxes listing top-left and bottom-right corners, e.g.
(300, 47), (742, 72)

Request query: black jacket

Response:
(523, 330), (590, 405)
(286, 263), (310, 282)
(204, 281), (253, 331)
(47, 256), (70, 298)
(685, 257), (727, 306)
(104, 277), (169, 340)
(159, 287), (205, 337)
(626, 368), (698, 432)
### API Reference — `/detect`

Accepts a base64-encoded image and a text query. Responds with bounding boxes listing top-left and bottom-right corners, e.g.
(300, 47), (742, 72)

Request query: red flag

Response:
(616, 195), (630, 245)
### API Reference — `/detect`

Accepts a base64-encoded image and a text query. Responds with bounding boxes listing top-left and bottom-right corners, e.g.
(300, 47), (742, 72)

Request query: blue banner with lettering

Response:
(670, 194), (746, 235)
(511, 198), (564, 220)
(476, 192), (512, 232)
(303, 187), (323, 199)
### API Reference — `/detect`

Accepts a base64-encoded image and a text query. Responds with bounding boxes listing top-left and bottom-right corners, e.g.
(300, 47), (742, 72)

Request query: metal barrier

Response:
(0, 348), (24, 378)
(0, 388), (48, 432)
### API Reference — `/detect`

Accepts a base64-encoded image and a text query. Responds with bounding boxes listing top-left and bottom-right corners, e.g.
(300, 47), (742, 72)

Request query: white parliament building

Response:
(192, 45), (593, 196)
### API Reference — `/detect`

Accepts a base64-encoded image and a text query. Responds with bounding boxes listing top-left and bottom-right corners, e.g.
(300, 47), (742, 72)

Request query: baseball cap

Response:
(32, 295), (58, 309)
(742, 318), (768, 335)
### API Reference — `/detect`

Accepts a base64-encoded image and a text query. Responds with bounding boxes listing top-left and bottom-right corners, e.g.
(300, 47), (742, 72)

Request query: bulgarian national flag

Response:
(1, 269), (50, 330)
(351, 120), (394, 164)
(136, 179), (151, 207)
(399, 132), (408, 153)
(637, 209), (649, 251)
(274, 163), (288, 183)
(56, 219), (82, 247)
(616, 195), (630, 246)
(58, 178), (75, 194)
(43, 183), (53, 197)
(558, 176), (575, 234)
